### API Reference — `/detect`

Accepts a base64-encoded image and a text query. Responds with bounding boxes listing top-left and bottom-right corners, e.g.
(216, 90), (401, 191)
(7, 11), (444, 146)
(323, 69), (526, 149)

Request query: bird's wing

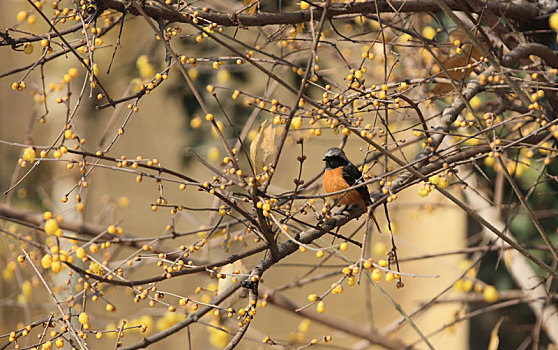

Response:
(342, 163), (372, 205)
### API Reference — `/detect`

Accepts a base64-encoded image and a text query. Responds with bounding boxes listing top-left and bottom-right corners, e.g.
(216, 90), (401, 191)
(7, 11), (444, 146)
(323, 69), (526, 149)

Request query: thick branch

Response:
(502, 43), (558, 68)
(464, 174), (558, 344)
(101, 0), (537, 27)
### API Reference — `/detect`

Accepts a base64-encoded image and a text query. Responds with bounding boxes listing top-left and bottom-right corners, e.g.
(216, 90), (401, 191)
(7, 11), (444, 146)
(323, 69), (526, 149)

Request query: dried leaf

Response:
(431, 29), (485, 94)
(250, 118), (282, 176)
(487, 317), (505, 350)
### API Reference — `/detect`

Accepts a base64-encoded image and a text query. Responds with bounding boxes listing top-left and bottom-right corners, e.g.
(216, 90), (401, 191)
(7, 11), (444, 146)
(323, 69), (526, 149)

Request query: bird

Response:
(322, 147), (371, 212)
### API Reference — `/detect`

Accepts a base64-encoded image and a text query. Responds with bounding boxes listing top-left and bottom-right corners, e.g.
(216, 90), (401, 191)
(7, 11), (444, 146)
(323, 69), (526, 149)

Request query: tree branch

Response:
(263, 286), (408, 349)
(101, 0), (538, 27)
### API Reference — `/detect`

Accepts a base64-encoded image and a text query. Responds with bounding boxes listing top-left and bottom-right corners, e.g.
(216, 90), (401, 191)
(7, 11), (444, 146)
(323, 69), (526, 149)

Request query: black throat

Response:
(324, 156), (347, 170)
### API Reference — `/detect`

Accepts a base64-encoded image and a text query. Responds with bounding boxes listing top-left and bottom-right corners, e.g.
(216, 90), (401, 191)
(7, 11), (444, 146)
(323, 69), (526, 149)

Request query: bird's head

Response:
(323, 147), (350, 169)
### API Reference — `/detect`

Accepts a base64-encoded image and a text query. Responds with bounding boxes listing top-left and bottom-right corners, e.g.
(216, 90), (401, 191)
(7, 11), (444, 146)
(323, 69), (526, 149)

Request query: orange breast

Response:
(323, 167), (368, 210)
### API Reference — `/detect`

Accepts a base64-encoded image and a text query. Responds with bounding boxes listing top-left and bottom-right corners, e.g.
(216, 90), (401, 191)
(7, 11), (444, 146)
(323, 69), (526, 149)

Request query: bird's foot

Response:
(339, 204), (365, 217)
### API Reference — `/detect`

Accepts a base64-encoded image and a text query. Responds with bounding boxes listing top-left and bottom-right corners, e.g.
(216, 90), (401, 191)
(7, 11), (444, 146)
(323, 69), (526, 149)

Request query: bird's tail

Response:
(367, 206), (382, 233)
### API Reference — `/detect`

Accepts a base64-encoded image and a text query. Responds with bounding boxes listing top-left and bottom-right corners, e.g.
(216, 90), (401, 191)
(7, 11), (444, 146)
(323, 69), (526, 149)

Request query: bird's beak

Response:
(322, 158), (327, 161)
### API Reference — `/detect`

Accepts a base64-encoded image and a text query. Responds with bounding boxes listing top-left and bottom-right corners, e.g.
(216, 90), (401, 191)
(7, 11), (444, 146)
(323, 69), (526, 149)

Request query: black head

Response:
(323, 147), (350, 169)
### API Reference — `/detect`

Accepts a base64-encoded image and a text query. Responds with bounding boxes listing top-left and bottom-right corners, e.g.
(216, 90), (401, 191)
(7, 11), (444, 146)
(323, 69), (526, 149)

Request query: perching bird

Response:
(322, 147), (371, 211)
